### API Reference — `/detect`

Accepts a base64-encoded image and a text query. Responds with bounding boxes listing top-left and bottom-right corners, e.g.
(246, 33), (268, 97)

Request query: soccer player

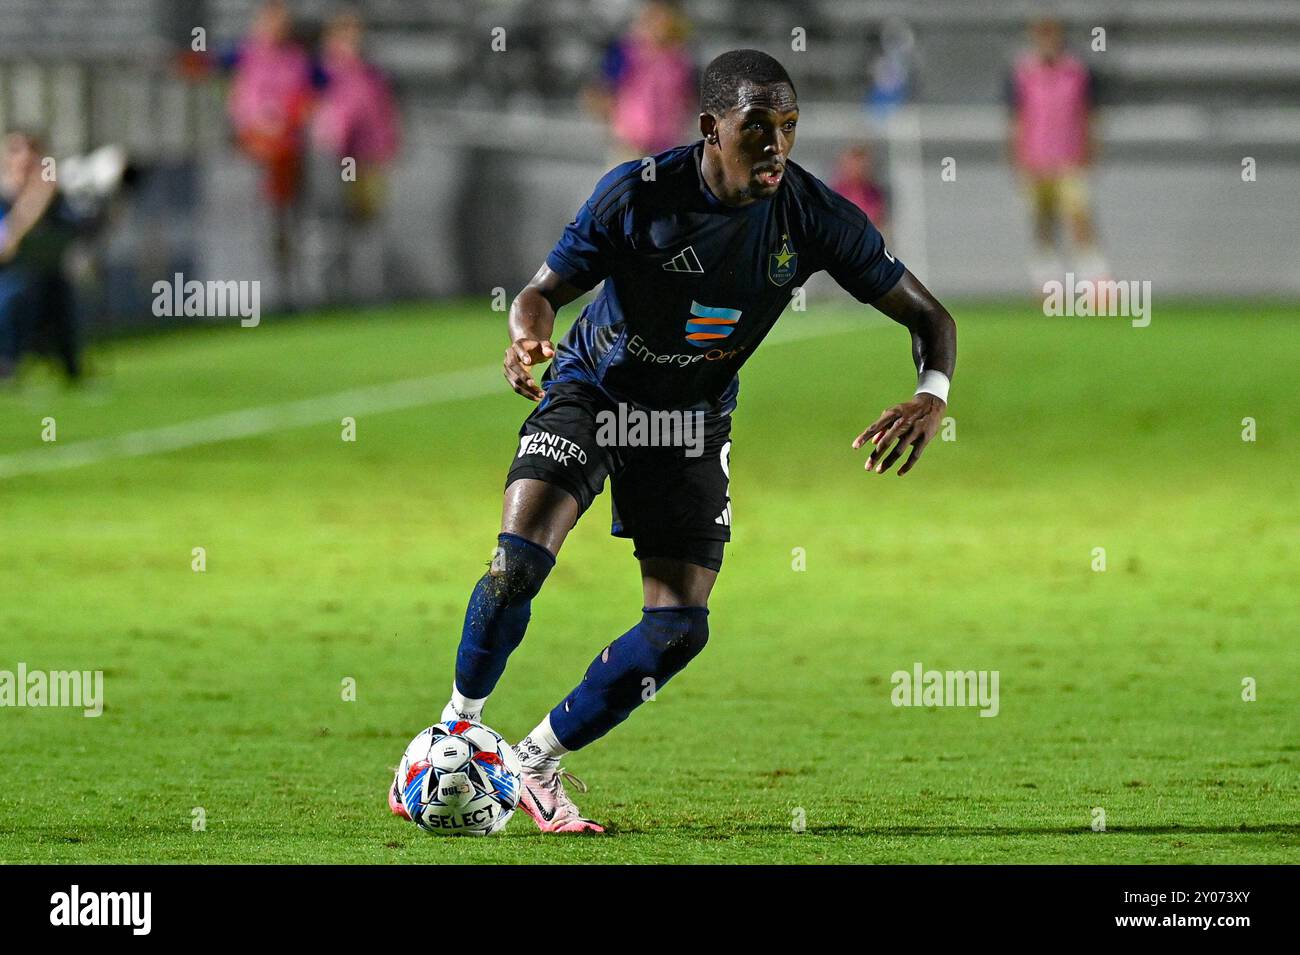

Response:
(390, 49), (957, 833)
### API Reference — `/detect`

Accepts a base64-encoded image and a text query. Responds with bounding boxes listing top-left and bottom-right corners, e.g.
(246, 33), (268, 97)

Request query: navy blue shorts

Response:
(505, 379), (732, 572)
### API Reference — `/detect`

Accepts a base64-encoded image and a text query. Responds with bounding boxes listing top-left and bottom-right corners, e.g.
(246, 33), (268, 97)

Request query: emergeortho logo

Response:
(626, 333), (746, 367)
(152, 272), (260, 327)
(891, 662), (999, 717)
(0, 663), (102, 717)
(685, 301), (742, 346)
(50, 885), (151, 935)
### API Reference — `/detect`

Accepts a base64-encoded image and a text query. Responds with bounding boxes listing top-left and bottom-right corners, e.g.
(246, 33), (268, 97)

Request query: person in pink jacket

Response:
(583, 1), (697, 161)
(224, 0), (319, 307)
(832, 143), (890, 239)
(227, 0), (316, 210)
(308, 10), (400, 302)
(311, 9), (399, 221)
(1007, 17), (1106, 286)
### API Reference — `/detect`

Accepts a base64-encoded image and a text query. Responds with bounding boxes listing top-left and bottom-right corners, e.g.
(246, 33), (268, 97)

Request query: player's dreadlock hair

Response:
(700, 49), (796, 115)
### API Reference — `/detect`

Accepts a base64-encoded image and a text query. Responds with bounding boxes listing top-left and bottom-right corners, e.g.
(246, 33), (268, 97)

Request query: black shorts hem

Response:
(629, 536), (727, 573)
(504, 466), (592, 515)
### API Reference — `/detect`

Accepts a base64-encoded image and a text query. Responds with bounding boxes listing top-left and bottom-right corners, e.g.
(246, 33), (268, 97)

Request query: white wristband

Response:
(915, 370), (950, 403)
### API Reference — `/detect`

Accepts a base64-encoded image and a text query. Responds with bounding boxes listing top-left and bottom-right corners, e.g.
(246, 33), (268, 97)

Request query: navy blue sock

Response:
(454, 533), (555, 699)
(548, 606), (709, 750)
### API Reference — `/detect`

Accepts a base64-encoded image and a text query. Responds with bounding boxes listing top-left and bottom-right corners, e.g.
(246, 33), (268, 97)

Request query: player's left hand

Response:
(852, 394), (946, 476)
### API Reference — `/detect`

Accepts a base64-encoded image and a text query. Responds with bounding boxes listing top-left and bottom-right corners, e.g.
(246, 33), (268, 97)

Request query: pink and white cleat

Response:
(387, 768), (411, 820)
(514, 742), (605, 834)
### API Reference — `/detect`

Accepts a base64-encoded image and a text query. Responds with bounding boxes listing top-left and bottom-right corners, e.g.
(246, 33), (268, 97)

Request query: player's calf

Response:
(446, 532), (555, 720)
(551, 605), (710, 749)
(510, 607), (710, 834)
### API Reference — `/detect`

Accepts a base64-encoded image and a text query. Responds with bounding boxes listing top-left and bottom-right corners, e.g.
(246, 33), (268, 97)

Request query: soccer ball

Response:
(397, 720), (523, 835)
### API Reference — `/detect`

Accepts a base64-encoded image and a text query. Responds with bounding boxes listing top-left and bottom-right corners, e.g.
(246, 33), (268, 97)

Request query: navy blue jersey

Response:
(543, 140), (905, 413)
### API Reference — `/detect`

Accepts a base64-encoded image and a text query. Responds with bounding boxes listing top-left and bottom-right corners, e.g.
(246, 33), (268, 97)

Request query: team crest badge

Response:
(768, 235), (797, 286)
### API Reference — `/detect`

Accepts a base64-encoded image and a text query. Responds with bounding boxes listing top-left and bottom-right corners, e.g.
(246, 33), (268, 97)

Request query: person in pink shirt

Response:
(311, 10), (400, 219)
(227, 0), (316, 210)
(225, 0), (319, 307)
(308, 10), (401, 303)
(1007, 17), (1106, 285)
(832, 143), (890, 238)
(583, 1), (697, 160)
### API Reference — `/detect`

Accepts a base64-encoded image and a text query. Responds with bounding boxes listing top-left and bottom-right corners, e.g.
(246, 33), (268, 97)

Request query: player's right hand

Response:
(503, 338), (555, 401)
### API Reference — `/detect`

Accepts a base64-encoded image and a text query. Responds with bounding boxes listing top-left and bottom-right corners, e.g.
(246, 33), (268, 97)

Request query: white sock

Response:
(517, 714), (567, 768)
(449, 684), (487, 721)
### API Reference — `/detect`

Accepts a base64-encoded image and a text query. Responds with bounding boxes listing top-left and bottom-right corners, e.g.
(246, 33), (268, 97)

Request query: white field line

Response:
(0, 317), (860, 480)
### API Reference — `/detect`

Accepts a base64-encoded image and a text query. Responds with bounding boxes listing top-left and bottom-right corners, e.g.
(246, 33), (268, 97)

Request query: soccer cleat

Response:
(514, 744), (605, 834)
(387, 768), (411, 820)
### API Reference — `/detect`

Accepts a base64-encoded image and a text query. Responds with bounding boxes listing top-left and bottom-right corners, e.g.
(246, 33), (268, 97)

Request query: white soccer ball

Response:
(397, 720), (522, 835)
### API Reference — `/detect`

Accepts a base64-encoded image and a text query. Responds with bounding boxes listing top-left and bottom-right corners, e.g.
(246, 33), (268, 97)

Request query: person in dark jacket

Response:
(0, 129), (84, 382)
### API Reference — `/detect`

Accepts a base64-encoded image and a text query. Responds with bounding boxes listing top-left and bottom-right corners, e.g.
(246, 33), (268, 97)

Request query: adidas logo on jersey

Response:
(662, 246), (704, 273)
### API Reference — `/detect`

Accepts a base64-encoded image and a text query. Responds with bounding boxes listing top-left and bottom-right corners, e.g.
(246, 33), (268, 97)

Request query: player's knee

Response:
(640, 606), (710, 672)
(482, 532), (555, 604)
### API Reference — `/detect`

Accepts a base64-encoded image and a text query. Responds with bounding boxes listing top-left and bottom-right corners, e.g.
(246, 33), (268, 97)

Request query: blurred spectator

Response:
(832, 143), (890, 236)
(0, 130), (86, 382)
(311, 10), (399, 200)
(307, 9), (400, 303)
(583, 0), (697, 160)
(225, 0), (320, 306)
(1007, 17), (1106, 286)
(866, 18), (918, 117)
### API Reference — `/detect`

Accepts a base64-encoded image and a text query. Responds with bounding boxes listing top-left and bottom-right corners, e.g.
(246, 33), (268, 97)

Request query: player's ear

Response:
(699, 113), (718, 145)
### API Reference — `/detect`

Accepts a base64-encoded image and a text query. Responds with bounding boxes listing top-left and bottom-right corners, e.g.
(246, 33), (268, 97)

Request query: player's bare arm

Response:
(852, 269), (957, 476)
(503, 263), (583, 401)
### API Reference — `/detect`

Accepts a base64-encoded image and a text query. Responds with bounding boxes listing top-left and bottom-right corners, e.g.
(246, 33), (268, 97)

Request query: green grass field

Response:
(1, 297), (1297, 864)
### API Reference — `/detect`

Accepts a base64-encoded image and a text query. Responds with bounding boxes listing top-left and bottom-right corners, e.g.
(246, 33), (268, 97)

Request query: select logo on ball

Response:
(422, 805), (501, 831)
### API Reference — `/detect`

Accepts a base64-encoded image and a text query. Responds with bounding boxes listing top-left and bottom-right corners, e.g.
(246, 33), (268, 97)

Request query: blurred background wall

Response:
(1, 0), (1297, 338)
